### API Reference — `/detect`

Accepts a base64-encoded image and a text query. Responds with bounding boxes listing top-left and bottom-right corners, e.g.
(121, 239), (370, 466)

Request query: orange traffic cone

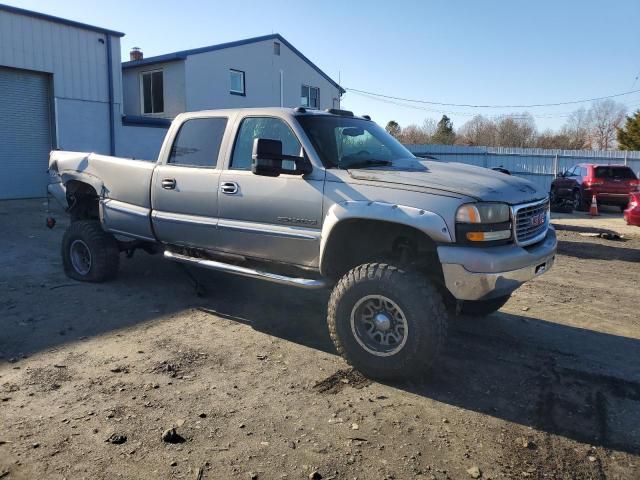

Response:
(589, 195), (599, 216)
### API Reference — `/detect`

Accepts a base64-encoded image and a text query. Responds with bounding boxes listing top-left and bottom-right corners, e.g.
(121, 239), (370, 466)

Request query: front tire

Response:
(327, 263), (448, 380)
(62, 220), (120, 282)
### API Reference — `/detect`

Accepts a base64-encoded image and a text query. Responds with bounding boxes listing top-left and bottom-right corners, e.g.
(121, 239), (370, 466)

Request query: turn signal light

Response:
(466, 230), (511, 242)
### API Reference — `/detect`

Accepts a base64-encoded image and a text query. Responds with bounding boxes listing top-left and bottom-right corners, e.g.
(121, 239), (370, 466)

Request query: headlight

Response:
(455, 202), (512, 244)
(456, 203), (510, 224)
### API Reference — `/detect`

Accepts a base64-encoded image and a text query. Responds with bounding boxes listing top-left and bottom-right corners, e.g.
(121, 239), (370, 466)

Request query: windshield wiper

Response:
(340, 159), (392, 169)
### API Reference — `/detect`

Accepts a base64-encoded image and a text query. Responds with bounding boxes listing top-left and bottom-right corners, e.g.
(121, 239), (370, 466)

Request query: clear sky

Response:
(5, 0), (640, 131)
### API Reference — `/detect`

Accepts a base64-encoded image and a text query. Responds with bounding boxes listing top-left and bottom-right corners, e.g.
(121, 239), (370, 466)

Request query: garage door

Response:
(0, 67), (53, 199)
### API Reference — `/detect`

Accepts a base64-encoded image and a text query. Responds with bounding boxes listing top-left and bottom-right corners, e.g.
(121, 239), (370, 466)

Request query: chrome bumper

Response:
(438, 227), (557, 301)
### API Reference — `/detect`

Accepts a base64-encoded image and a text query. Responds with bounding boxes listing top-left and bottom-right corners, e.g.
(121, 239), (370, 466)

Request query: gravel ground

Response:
(1, 199), (639, 480)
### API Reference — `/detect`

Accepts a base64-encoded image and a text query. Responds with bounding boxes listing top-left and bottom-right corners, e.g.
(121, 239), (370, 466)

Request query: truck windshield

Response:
(296, 115), (415, 169)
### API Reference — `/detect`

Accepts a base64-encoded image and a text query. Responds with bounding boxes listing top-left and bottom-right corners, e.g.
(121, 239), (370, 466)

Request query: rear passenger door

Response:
(151, 116), (228, 249)
(216, 116), (324, 267)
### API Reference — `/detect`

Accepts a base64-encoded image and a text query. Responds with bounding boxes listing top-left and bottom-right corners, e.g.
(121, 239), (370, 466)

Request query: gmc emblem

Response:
(531, 213), (545, 227)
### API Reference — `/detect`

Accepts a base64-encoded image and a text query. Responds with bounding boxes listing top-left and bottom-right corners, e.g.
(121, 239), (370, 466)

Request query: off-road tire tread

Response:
(327, 263), (448, 379)
(62, 220), (119, 282)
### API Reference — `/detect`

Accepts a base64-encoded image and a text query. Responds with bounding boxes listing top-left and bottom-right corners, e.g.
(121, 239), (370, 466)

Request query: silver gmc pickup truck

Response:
(48, 107), (556, 379)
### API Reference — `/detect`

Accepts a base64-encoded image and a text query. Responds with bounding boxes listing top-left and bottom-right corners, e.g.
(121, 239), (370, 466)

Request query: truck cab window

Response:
(168, 117), (227, 167)
(231, 117), (301, 170)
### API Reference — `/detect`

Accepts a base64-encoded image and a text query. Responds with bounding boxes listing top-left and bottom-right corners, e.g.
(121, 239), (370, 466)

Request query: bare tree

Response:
(421, 118), (437, 138)
(586, 100), (626, 150)
(395, 118), (438, 144)
(458, 115), (497, 146)
(559, 107), (590, 150)
(399, 124), (430, 144)
(495, 113), (537, 148)
(535, 129), (575, 149)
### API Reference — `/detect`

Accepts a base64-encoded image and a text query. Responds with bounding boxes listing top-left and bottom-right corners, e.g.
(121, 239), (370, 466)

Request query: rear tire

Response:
(573, 190), (584, 211)
(327, 263), (448, 380)
(62, 220), (119, 282)
(460, 294), (511, 316)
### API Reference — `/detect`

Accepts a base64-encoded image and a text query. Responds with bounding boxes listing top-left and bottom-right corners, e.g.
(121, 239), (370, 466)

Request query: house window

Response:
(301, 85), (320, 109)
(230, 69), (245, 96)
(273, 42), (281, 55)
(141, 70), (164, 114)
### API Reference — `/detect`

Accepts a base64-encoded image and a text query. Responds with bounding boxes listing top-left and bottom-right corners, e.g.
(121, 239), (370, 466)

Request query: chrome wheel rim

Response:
(350, 295), (408, 357)
(70, 239), (92, 275)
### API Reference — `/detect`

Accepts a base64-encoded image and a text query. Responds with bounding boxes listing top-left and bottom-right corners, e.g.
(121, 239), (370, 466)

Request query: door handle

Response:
(161, 178), (176, 190)
(221, 181), (239, 194)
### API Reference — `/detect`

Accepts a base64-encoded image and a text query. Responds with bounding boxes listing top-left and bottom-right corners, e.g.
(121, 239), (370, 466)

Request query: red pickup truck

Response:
(550, 164), (639, 211)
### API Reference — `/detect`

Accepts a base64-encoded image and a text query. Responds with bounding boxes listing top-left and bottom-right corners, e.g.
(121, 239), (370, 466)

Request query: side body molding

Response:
(319, 200), (453, 276)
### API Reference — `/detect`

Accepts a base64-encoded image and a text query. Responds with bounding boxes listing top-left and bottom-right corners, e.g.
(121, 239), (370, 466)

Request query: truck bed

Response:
(49, 151), (157, 240)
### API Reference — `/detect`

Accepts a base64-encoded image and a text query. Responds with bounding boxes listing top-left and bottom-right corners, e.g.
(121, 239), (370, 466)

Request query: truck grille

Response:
(513, 199), (549, 246)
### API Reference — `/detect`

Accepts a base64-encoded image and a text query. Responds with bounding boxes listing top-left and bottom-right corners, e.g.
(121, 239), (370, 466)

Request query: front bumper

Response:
(438, 226), (557, 301)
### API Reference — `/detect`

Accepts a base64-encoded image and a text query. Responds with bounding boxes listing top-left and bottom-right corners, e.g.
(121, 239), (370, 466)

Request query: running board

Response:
(164, 250), (327, 290)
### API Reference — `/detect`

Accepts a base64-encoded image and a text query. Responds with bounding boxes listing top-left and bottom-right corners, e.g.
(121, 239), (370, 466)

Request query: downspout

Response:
(106, 34), (115, 155)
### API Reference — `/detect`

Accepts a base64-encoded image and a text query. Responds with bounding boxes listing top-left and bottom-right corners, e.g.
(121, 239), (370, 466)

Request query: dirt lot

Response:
(1, 199), (639, 480)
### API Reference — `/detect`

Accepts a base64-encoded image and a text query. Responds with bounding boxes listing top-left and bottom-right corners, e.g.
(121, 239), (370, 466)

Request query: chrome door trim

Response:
(152, 210), (218, 227)
(217, 218), (320, 240)
(101, 199), (150, 218)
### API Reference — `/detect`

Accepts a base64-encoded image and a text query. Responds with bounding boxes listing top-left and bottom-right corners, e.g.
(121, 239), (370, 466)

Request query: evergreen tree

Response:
(385, 120), (401, 138)
(432, 115), (456, 144)
(617, 110), (640, 150)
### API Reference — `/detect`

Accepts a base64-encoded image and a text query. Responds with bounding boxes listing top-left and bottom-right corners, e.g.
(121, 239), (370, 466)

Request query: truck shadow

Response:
(2, 198), (638, 455)
(196, 272), (640, 455)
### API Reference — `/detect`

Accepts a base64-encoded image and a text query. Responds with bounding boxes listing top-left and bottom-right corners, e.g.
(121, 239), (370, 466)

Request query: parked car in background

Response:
(550, 164), (639, 211)
(624, 192), (640, 226)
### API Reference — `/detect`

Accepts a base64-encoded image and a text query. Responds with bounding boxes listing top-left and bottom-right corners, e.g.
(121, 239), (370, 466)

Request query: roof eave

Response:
(121, 33), (344, 93)
(0, 3), (124, 36)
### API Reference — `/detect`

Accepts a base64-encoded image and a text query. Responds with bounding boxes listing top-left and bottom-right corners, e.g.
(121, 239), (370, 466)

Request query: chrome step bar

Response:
(164, 250), (327, 290)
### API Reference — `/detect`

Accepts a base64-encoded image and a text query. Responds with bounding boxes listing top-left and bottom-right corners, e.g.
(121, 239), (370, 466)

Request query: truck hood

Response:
(347, 159), (546, 204)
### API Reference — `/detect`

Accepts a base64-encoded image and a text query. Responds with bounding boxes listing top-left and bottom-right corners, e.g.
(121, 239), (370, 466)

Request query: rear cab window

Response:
(168, 117), (228, 168)
(594, 166), (637, 180)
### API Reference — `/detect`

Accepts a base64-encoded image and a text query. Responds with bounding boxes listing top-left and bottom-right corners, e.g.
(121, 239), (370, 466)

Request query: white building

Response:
(122, 34), (343, 118)
(118, 34), (344, 159)
(0, 5), (343, 198)
(0, 4), (123, 199)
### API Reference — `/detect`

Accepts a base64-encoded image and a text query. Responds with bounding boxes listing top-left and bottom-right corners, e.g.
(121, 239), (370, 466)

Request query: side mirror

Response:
(251, 138), (311, 177)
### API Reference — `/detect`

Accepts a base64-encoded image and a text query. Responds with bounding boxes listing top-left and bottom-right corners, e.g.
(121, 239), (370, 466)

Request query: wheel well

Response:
(65, 181), (99, 221)
(321, 219), (443, 282)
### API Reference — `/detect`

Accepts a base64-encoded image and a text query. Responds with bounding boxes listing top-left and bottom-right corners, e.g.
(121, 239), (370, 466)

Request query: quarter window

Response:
(141, 70), (164, 114)
(231, 117), (301, 170)
(168, 118), (228, 168)
(230, 69), (245, 95)
(301, 85), (320, 109)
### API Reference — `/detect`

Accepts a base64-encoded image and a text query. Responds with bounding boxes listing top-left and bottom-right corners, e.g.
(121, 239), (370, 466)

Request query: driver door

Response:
(216, 116), (324, 268)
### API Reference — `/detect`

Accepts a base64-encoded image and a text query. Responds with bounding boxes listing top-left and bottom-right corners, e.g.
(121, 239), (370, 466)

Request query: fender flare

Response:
(319, 200), (452, 276)
(60, 172), (105, 199)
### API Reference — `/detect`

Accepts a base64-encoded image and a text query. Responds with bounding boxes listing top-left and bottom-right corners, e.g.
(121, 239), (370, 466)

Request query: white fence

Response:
(405, 144), (640, 192)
